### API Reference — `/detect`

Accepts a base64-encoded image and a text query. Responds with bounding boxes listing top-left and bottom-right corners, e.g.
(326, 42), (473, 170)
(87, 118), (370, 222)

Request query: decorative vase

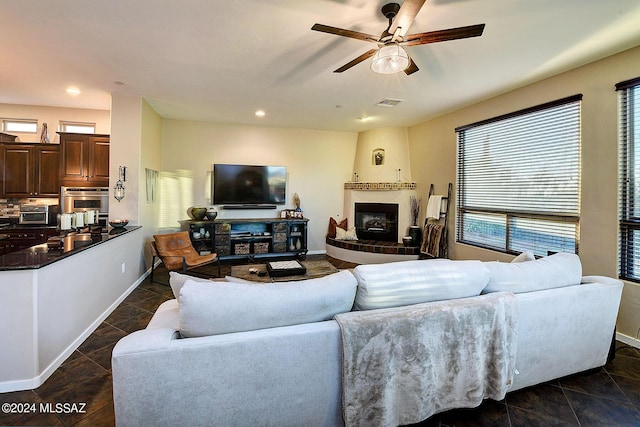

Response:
(295, 238), (302, 250)
(40, 122), (50, 144)
(187, 207), (207, 221)
(205, 207), (218, 221)
(408, 225), (422, 247)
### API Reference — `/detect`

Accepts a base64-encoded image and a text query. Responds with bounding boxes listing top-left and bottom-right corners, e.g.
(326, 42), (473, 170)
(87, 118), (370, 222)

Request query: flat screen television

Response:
(213, 164), (286, 206)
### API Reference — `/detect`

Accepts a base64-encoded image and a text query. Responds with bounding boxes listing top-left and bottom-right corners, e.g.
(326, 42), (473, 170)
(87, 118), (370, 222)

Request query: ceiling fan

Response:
(311, 0), (485, 75)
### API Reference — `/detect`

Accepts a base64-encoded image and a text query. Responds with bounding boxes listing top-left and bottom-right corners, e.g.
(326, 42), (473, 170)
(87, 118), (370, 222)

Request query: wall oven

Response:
(60, 187), (109, 226)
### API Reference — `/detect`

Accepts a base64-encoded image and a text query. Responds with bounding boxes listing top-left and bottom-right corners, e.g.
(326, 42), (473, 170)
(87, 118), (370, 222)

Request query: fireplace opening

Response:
(355, 202), (399, 242)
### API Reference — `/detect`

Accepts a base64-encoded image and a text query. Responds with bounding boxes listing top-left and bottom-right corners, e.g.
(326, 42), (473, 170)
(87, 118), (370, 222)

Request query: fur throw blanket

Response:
(335, 292), (518, 427)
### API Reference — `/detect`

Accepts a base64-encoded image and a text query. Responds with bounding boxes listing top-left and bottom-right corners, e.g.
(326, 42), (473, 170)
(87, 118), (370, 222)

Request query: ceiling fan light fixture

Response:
(370, 43), (410, 74)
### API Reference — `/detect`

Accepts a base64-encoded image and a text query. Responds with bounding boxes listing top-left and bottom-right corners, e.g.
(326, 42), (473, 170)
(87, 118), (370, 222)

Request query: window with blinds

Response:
(456, 95), (582, 257)
(618, 77), (640, 281)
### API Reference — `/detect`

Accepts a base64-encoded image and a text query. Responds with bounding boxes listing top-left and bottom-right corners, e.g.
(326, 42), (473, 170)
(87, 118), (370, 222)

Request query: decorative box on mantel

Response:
(344, 182), (416, 191)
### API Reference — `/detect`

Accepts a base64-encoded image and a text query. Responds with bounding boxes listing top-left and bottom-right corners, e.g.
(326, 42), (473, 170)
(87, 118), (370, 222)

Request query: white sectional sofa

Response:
(112, 253), (622, 427)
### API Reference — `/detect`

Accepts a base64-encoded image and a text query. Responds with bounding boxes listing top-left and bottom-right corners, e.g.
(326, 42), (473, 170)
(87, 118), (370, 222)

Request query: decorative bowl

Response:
(109, 219), (129, 228)
(187, 207), (207, 221)
(402, 236), (413, 246)
(205, 209), (218, 221)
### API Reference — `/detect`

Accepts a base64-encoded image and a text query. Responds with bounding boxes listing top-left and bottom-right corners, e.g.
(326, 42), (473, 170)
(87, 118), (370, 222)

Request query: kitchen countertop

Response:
(0, 226), (141, 271)
(0, 221), (58, 230)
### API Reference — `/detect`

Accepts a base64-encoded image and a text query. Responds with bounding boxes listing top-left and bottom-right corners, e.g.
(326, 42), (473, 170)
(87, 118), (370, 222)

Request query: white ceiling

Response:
(2, 0), (640, 132)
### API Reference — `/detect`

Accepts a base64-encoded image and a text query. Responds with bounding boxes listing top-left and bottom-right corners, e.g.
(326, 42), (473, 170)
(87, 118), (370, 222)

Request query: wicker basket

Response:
(253, 242), (270, 254)
(234, 242), (250, 255)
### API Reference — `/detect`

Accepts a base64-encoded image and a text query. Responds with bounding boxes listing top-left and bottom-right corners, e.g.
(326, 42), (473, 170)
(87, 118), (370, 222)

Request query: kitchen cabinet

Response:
(0, 143), (60, 198)
(3, 227), (58, 254)
(58, 132), (110, 186)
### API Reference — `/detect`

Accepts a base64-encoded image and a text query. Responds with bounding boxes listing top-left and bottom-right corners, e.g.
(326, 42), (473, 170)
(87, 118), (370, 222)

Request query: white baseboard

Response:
(616, 332), (640, 349)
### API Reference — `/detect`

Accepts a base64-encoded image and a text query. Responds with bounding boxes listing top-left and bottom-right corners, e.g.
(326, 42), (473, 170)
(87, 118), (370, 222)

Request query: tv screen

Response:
(213, 164), (286, 205)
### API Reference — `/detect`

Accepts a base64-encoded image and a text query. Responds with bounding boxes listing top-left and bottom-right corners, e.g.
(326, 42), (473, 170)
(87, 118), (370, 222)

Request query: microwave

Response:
(19, 204), (60, 225)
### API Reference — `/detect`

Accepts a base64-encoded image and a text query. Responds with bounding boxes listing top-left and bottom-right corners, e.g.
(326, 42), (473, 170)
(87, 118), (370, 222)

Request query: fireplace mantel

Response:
(344, 182), (417, 191)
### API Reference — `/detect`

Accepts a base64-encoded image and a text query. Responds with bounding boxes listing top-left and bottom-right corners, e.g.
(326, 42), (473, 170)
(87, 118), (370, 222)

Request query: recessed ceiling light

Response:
(255, 110), (266, 117)
(66, 87), (81, 96)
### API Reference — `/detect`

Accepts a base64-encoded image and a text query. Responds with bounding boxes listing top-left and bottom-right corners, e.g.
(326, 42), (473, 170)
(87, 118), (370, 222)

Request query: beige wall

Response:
(354, 127), (412, 182)
(0, 103), (110, 142)
(408, 45), (640, 340)
(160, 120), (358, 253)
(110, 94), (142, 225)
(140, 100), (163, 234)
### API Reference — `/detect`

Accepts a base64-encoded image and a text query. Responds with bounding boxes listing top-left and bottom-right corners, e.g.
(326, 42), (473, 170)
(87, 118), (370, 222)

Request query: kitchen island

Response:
(0, 226), (144, 392)
(0, 226), (139, 270)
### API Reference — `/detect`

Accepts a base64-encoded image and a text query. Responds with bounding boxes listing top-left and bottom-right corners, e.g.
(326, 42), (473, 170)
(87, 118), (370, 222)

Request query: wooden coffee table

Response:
(230, 260), (339, 283)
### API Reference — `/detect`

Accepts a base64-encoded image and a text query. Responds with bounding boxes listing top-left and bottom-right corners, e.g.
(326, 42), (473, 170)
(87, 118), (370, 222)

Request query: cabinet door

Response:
(1, 145), (34, 197)
(88, 136), (110, 185)
(35, 146), (60, 197)
(59, 134), (88, 183)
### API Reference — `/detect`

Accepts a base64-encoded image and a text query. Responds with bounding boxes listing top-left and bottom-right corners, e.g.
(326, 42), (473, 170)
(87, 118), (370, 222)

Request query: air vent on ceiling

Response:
(376, 98), (403, 108)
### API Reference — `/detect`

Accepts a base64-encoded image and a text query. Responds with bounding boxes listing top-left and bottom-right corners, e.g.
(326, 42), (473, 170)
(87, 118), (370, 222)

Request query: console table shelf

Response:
(181, 218), (308, 261)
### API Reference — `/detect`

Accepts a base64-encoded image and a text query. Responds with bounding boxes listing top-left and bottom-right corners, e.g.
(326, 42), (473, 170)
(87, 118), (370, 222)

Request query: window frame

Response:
(2, 118), (38, 134)
(618, 76), (640, 282)
(59, 121), (96, 134)
(455, 94), (582, 256)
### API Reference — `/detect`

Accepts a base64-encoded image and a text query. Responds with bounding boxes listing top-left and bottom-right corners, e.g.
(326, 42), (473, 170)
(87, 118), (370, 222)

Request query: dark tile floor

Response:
(1, 255), (640, 427)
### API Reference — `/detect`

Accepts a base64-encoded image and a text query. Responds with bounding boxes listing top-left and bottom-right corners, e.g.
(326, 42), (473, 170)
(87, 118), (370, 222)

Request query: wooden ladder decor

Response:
(420, 183), (452, 259)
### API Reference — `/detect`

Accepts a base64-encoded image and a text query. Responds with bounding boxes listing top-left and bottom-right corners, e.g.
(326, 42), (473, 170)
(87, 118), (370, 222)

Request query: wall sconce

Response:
(114, 166), (126, 202)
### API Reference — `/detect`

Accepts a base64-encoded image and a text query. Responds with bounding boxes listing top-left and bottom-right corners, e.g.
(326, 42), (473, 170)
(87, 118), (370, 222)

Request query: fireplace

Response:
(355, 202), (398, 242)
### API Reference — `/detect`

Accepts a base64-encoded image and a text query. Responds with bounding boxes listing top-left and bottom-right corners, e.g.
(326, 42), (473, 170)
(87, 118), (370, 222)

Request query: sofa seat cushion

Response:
(178, 270), (358, 337)
(483, 252), (582, 294)
(352, 259), (490, 310)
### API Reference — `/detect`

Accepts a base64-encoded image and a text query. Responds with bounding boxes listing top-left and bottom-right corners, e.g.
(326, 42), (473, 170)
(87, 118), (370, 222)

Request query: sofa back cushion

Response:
(482, 252), (582, 294)
(352, 259), (490, 310)
(178, 270), (357, 337)
(169, 271), (214, 300)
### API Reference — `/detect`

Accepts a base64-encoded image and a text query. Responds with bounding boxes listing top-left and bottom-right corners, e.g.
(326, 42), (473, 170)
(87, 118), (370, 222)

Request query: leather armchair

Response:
(150, 231), (220, 283)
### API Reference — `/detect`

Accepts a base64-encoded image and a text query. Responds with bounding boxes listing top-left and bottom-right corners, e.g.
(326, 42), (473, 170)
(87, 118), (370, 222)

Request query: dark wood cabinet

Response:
(3, 228), (58, 254)
(181, 218), (309, 260)
(0, 143), (60, 198)
(58, 132), (110, 186)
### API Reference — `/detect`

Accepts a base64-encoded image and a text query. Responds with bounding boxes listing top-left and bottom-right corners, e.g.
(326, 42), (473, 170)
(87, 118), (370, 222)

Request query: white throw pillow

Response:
(483, 252), (582, 294)
(335, 226), (358, 240)
(168, 271), (215, 300)
(511, 250), (535, 263)
(178, 270), (358, 337)
(352, 259), (490, 310)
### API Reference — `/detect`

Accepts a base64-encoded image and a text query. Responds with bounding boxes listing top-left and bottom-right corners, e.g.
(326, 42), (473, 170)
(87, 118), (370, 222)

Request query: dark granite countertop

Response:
(0, 226), (141, 271)
(0, 222), (58, 231)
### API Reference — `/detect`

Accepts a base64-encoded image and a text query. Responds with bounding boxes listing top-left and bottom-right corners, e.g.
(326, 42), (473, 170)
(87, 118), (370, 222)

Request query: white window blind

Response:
(456, 95), (582, 257)
(618, 77), (640, 281)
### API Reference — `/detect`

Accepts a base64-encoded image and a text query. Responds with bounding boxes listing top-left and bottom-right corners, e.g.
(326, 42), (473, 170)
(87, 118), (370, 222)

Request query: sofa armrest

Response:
(581, 275), (624, 287)
(112, 320), (344, 427)
(112, 327), (178, 355)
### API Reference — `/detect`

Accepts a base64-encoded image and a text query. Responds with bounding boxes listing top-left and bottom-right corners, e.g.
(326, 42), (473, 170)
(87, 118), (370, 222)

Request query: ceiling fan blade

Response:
(404, 24), (486, 46)
(312, 24), (379, 43)
(334, 49), (377, 73)
(389, 0), (426, 38)
(404, 58), (419, 75)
